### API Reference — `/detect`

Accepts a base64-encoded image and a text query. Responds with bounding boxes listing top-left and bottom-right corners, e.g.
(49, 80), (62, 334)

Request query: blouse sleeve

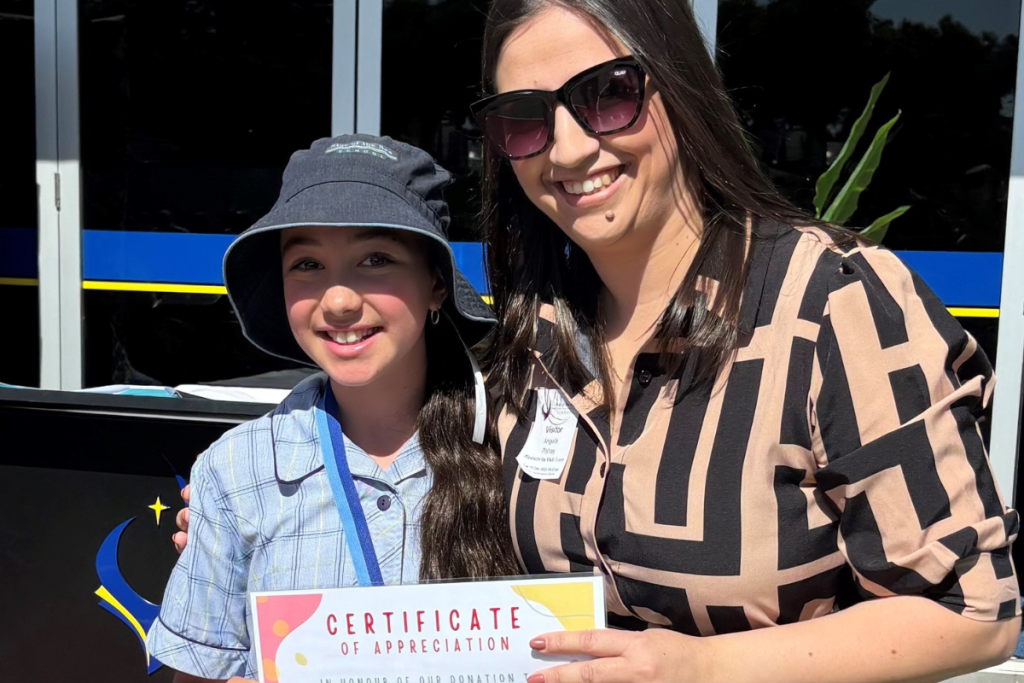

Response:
(810, 246), (1020, 621)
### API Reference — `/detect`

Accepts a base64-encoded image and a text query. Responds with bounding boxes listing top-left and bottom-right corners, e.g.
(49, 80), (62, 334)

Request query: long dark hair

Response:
(480, 0), (842, 415)
(417, 269), (520, 580)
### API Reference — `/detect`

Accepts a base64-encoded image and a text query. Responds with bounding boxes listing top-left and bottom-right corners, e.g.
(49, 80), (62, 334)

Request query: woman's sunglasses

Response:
(470, 56), (647, 160)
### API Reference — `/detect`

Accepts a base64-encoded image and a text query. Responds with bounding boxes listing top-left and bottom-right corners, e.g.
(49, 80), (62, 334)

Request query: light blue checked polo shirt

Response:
(147, 373), (430, 679)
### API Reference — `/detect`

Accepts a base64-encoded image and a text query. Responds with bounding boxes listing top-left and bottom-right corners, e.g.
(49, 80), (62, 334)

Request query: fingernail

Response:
(530, 638), (546, 650)
(527, 675), (544, 683)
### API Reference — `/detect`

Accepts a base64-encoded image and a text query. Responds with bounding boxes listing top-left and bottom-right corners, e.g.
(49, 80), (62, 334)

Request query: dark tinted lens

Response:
(570, 64), (642, 133)
(482, 96), (550, 159)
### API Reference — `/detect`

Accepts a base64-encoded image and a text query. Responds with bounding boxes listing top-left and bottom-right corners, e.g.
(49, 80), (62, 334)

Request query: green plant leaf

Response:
(813, 73), (890, 218)
(823, 110), (902, 225)
(859, 205), (910, 244)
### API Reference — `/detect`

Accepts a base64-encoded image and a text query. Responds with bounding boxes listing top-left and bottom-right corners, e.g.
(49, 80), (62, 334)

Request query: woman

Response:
(472, 0), (1020, 681)
(186, 2), (1018, 682)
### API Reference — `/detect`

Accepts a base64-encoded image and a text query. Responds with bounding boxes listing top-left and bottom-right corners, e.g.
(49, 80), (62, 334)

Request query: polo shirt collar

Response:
(271, 373), (427, 486)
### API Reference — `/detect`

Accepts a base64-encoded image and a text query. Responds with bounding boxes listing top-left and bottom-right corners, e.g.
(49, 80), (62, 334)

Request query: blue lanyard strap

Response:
(314, 385), (384, 587)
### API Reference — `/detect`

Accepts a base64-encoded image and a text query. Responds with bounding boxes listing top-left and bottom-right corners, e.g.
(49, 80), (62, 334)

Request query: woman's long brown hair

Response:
(417, 303), (521, 580)
(479, 0), (848, 416)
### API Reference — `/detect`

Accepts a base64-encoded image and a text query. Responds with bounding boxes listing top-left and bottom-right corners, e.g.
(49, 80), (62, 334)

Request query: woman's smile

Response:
(552, 163), (629, 208)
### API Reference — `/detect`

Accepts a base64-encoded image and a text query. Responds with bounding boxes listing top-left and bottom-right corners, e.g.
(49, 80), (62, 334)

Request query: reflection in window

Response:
(80, 0), (333, 235)
(78, 0), (333, 387)
(717, 0), (1019, 450)
(717, 0), (1019, 252)
(0, 1), (40, 387)
(380, 0), (489, 240)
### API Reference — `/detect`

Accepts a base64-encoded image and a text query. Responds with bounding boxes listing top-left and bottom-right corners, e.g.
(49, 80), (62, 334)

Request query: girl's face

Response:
(495, 5), (688, 252)
(281, 226), (446, 389)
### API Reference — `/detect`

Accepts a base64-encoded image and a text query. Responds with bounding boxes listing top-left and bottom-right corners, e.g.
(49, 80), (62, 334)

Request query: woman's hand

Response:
(526, 629), (708, 683)
(226, 678), (259, 683)
(173, 484), (190, 553)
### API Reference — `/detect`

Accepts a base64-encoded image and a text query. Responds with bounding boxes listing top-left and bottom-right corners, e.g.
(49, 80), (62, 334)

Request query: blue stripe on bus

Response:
(895, 251), (1002, 308)
(0, 228), (1005, 308)
(84, 231), (235, 285)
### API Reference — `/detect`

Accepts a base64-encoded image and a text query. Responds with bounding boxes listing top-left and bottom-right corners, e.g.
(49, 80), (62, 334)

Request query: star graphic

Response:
(148, 497), (171, 526)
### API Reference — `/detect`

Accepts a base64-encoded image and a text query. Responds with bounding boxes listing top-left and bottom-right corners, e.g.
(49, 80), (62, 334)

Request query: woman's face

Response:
(495, 5), (688, 252)
(281, 226), (446, 389)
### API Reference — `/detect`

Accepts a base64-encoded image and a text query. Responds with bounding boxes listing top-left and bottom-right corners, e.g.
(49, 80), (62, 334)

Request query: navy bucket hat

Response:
(223, 134), (496, 367)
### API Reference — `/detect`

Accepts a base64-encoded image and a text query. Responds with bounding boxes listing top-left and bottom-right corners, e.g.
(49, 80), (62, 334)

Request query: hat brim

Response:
(223, 182), (495, 366)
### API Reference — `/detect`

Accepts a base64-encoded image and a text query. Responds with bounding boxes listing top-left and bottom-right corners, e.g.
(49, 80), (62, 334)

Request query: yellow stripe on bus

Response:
(82, 281), (228, 295)
(0, 277), (39, 287)
(946, 307), (999, 318)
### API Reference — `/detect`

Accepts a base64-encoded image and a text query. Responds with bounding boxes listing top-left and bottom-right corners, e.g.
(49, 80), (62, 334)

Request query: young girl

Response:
(148, 134), (519, 683)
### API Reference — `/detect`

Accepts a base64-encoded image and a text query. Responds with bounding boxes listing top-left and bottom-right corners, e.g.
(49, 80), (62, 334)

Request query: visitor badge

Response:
(516, 388), (578, 480)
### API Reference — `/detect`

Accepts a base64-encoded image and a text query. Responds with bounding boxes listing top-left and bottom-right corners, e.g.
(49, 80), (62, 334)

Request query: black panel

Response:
(846, 253), (910, 350)
(596, 360), (763, 575)
(653, 368), (712, 527)
(559, 513), (594, 573)
(992, 548), (1015, 581)
(797, 250), (842, 322)
(817, 420), (951, 530)
(780, 337), (816, 448)
(513, 472), (545, 574)
(998, 599), (1019, 620)
(0, 398), (242, 682)
(815, 314), (862, 461)
(706, 605), (752, 633)
(774, 466), (838, 570)
(776, 564), (847, 625)
(563, 426), (598, 496)
(834, 491), (935, 595)
(613, 575), (700, 635)
(617, 354), (671, 447)
(888, 364), (931, 425)
(502, 390), (536, 509)
(751, 226), (802, 329)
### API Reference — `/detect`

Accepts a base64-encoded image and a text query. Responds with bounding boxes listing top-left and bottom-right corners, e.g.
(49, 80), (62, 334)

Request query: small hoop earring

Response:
(429, 309), (440, 325)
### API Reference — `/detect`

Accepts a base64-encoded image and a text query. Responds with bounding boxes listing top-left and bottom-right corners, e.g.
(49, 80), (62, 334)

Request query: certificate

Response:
(251, 575), (606, 683)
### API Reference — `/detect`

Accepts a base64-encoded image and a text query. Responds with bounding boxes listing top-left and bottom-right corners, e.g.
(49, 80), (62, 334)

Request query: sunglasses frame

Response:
(470, 56), (647, 160)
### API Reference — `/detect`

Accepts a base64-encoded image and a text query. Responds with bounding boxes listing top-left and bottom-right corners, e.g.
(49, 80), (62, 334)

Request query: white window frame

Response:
(990, 7), (1024, 505)
(693, 0), (718, 55)
(34, 0), (61, 389)
(355, 0), (383, 134)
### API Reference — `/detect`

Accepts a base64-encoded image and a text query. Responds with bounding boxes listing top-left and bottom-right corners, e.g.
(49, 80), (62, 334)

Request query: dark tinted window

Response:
(380, 0), (489, 240)
(718, 0), (1019, 253)
(717, 0), (1019, 439)
(78, 0), (333, 387)
(0, 0), (40, 387)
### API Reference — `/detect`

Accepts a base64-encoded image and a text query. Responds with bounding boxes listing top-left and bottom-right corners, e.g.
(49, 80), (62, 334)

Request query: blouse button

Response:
(637, 369), (653, 387)
(377, 495), (392, 511)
